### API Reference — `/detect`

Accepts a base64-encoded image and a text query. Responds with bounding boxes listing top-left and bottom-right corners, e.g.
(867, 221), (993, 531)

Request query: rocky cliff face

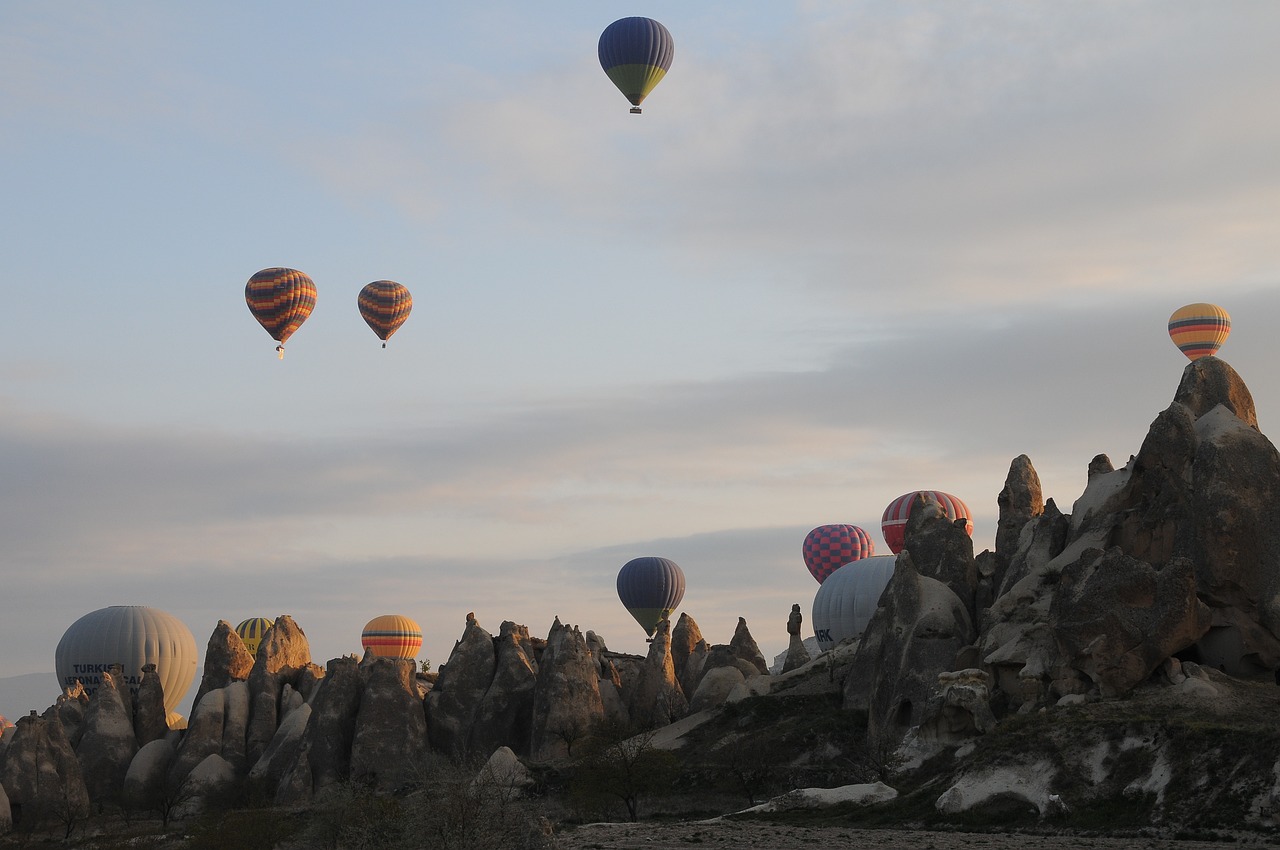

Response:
(844, 356), (1280, 749)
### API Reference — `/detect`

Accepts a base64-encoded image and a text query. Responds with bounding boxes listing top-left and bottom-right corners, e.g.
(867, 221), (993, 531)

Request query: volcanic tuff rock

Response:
(349, 657), (429, 792)
(965, 356), (1280, 721)
(75, 670), (138, 806)
(247, 702), (310, 791)
(0, 711), (90, 827)
(425, 618), (496, 760)
(134, 664), (169, 747)
(844, 553), (976, 748)
(52, 684), (89, 749)
(469, 621), (538, 758)
(1052, 549), (1211, 697)
(900, 495), (979, 621)
(190, 620), (255, 713)
(670, 613), (703, 684)
(245, 615), (314, 769)
(170, 685), (231, 788)
(783, 604), (813, 674)
(276, 656), (362, 804)
(530, 620), (604, 762)
(729, 618), (770, 675)
(996, 454), (1044, 559)
(621, 619), (688, 730)
(121, 738), (176, 814)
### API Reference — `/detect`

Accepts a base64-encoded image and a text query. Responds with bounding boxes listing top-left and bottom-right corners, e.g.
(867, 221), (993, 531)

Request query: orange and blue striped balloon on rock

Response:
(358, 280), (413, 348)
(1168, 303), (1231, 362)
(598, 17), (674, 114)
(361, 615), (423, 660)
(245, 267), (317, 358)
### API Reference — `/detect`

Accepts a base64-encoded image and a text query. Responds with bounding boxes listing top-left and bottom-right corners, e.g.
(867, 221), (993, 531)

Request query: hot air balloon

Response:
(598, 17), (674, 114)
(55, 605), (198, 714)
(358, 280), (413, 348)
(881, 490), (973, 555)
(1168, 303), (1231, 362)
(811, 555), (896, 653)
(235, 617), (273, 658)
(803, 524), (875, 584)
(617, 556), (685, 637)
(245, 267), (317, 358)
(361, 614), (423, 660)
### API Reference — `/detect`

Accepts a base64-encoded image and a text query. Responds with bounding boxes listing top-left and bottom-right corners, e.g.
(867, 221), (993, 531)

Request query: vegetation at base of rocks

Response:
(564, 722), (681, 823)
(675, 693), (875, 801)
(292, 764), (557, 850)
(182, 806), (307, 850)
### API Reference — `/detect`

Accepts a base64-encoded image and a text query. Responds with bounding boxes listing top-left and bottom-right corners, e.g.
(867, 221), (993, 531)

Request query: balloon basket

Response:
(630, 107), (642, 114)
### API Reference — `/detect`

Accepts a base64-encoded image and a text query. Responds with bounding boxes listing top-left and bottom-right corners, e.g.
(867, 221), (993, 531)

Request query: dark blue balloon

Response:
(616, 556), (686, 636)
(598, 17), (675, 111)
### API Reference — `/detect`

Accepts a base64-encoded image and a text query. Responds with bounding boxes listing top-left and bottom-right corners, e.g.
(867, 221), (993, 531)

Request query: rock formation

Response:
(1051, 550), (1211, 696)
(190, 621), (255, 713)
(669, 614), (703, 685)
(75, 670), (138, 806)
(244, 615), (314, 769)
(425, 618), (497, 760)
(961, 357), (1280, 725)
(728, 618), (769, 675)
(782, 604), (812, 673)
(844, 552), (976, 748)
(0, 711), (90, 829)
(529, 620), (604, 762)
(620, 619), (687, 730)
(276, 656), (361, 803)
(133, 665), (170, 747)
(469, 621), (538, 758)
(349, 657), (429, 792)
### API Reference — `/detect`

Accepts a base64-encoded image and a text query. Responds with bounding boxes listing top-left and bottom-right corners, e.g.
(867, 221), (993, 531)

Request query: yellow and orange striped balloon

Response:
(1168, 303), (1230, 361)
(361, 614), (423, 660)
(357, 280), (413, 347)
(245, 267), (317, 357)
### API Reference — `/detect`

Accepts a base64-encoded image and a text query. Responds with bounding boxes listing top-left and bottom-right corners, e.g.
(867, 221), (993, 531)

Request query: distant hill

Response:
(0, 672), (55, 720)
(0, 669), (202, 722)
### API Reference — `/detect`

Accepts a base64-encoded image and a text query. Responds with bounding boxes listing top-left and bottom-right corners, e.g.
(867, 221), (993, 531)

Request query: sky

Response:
(2, 2), (1278, 719)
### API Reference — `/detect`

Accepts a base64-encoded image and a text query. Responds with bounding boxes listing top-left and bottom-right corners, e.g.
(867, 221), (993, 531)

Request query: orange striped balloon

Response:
(361, 614), (423, 660)
(357, 280), (413, 347)
(1168, 303), (1230, 361)
(245, 267), (317, 356)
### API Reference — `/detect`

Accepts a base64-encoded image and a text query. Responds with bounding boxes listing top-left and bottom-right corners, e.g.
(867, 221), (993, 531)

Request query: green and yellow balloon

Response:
(598, 17), (674, 114)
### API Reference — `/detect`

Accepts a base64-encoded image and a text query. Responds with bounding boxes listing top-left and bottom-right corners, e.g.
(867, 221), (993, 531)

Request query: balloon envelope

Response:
(361, 614), (423, 660)
(235, 617), (273, 658)
(811, 555), (896, 653)
(55, 606), (198, 714)
(598, 17), (674, 111)
(1168, 303), (1231, 361)
(358, 280), (413, 344)
(881, 491), (973, 555)
(617, 556), (685, 636)
(803, 524), (874, 584)
(245, 267), (317, 347)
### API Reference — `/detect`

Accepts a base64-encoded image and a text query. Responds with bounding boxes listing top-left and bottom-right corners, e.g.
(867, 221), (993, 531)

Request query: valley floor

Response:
(558, 821), (1276, 850)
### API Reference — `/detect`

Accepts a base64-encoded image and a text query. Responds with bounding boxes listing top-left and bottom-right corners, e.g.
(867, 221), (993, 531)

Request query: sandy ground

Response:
(556, 822), (1266, 850)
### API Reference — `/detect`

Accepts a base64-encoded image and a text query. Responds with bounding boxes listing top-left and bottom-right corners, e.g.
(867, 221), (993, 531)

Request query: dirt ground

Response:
(556, 821), (1271, 850)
